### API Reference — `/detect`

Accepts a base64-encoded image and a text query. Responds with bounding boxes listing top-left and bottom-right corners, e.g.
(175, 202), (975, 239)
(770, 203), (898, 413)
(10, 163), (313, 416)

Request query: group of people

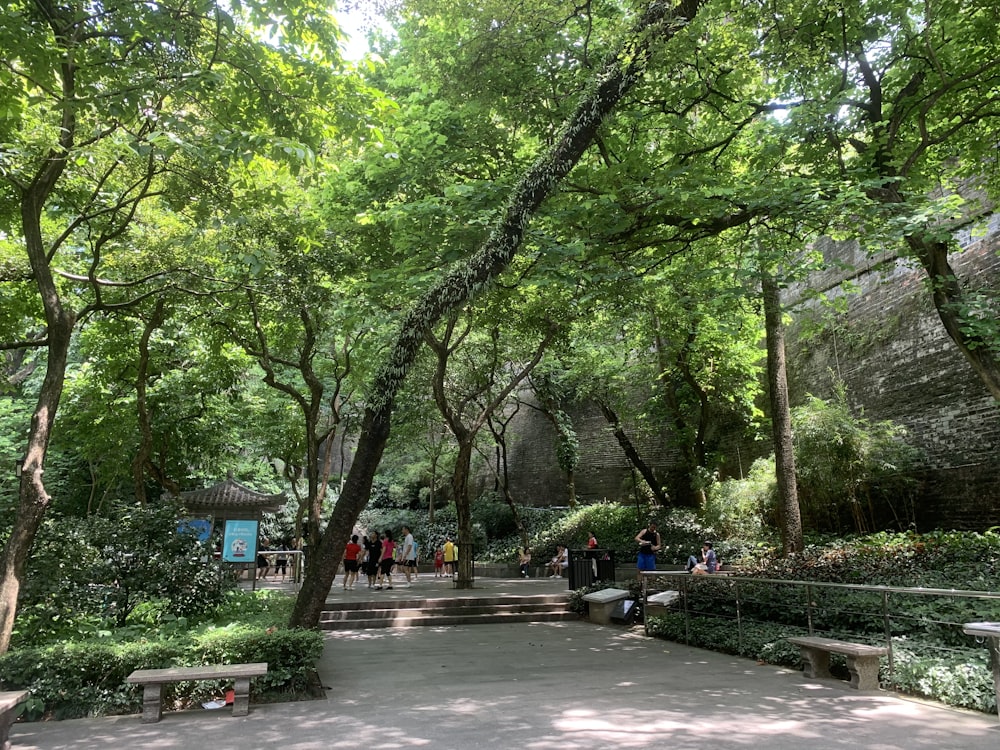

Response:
(342, 529), (458, 590)
(332, 521), (716, 588)
(635, 520), (719, 575)
(255, 537), (291, 581)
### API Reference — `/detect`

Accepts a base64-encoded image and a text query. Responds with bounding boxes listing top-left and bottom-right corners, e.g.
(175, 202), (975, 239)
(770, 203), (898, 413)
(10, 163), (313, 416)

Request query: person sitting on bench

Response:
(686, 541), (718, 574)
(547, 545), (569, 578)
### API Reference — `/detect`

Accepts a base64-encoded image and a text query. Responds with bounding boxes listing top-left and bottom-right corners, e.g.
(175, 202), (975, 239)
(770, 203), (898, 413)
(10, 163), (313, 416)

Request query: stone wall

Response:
(485, 214), (1000, 529)
(781, 215), (1000, 529)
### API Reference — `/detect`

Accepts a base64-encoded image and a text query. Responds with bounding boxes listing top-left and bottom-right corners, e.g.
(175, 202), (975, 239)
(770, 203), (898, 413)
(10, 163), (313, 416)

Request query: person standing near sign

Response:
(257, 538), (272, 580)
(635, 522), (661, 579)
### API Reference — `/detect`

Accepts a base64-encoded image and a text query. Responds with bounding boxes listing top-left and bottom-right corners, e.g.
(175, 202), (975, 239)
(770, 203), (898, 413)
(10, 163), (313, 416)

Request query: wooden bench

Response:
(126, 663), (268, 723)
(787, 636), (887, 691)
(1, 690), (29, 750)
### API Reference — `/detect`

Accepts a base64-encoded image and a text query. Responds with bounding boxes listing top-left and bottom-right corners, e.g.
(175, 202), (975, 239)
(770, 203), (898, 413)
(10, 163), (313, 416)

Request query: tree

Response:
(0, 0), (350, 653)
(756, 0), (1000, 399)
(290, 0), (707, 626)
(761, 266), (803, 554)
(426, 312), (552, 588)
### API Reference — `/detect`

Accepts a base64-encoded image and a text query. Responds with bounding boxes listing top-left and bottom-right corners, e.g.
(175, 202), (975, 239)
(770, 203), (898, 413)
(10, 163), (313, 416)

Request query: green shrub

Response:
(0, 591), (322, 720)
(703, 457), (775, 542)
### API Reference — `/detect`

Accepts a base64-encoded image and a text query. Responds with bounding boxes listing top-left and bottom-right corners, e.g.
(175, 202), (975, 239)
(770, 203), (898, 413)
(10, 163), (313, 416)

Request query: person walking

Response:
(343, 534), (363, 590)
(363, 531), (381, 589)
(635, 521), (661, 579)
(401, 526), (417, 587)
(274, 543), (288, 582)
(518, 547), (532, 578)
(377, 530), (396, 590)
(256, 537), (271, 580)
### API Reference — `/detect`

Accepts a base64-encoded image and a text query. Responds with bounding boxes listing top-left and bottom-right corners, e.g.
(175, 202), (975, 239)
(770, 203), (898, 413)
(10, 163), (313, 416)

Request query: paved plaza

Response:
(9, 578), (1000, 749)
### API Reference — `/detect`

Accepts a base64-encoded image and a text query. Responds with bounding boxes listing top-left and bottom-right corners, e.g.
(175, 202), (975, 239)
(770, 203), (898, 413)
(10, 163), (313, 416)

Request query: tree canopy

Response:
(2, 0), (999, 641)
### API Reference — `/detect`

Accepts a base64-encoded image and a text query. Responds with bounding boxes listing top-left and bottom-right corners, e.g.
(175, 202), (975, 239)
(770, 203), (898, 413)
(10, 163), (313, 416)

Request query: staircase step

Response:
(321, 610), (579, 630)
(319, 593), (575, 630)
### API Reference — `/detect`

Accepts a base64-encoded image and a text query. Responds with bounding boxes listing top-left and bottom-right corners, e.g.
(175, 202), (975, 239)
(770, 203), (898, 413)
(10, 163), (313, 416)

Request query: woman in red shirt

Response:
(377, 531), (396, 590)
(343, 534), (363, 590)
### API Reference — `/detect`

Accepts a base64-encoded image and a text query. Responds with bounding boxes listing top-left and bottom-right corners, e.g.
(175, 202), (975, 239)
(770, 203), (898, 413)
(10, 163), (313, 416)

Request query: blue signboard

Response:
(222, 520), (258, 563)
(177, 518), (212, 542)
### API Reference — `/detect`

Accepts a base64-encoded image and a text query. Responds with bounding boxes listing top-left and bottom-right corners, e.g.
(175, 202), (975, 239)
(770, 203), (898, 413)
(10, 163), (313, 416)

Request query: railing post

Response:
(806, 583), (814, 635)
(734, 579), (743, 653)
(882, 589), (894, 689)
(642, 572), (649, 637)
(681, 574), (691, 645)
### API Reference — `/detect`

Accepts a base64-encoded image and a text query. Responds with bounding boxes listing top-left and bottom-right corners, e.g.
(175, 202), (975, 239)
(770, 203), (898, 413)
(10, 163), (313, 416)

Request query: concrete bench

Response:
(1, 690), (29, 750)
(645, 590), (681, 618)
(583, 588), (631, 625)
(127, 662), (268, 723)
(787, 636), (887, 691)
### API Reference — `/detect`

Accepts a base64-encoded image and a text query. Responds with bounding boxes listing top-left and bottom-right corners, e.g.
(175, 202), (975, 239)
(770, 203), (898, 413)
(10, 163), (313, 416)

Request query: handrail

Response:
(641, 570), (1000, 601)
(638, 569), (1000, 692)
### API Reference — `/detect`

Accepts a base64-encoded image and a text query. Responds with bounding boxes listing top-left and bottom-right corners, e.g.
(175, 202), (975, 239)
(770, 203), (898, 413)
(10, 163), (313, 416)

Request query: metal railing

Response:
(640, 570), (1000, 689)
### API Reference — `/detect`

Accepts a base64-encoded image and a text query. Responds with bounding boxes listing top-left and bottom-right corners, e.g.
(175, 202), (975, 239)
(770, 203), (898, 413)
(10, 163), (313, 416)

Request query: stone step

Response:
(321, 610), (579, 630)
(321, 602), (568, 622)
(322, 593), (569, 612)
(319, 593), (575, 630)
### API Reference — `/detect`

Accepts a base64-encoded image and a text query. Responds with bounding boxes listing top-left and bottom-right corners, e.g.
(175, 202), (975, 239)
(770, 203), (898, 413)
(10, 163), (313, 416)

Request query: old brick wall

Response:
(781, 215), (1000, 529)
(487, 214), (1000, 529)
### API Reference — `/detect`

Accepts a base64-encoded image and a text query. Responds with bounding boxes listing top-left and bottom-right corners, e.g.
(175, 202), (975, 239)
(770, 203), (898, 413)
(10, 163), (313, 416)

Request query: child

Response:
(434, 546), (444, 577)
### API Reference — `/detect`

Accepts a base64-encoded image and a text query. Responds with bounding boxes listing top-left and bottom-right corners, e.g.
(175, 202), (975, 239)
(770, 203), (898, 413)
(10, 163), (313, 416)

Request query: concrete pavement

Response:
(9, 576), (1000, 749)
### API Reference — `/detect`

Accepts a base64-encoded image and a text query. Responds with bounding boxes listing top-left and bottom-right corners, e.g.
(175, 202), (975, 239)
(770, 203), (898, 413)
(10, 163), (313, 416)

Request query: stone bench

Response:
(127, 662), (268, 723)
(644, 590), (681, 618)
(583, 588), (631, 625)
(787, 636), (887, 691)
(1, 690), (29, 750)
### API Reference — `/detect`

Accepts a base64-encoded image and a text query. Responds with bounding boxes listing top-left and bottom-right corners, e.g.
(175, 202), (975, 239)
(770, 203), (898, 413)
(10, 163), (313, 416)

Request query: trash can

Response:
(567, 551), (592, 589)
(567, 549), (616, 589)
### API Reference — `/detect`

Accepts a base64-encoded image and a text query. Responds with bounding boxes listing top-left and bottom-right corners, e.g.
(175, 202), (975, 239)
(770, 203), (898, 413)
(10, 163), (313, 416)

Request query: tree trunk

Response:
(596, 399), (670, 507)
(762, 270), (803, 555)
(910, 234), (1000, 401)
(0, 201), (76, 654)
(288, 0), (705, 628)
(453, 440), (476, 589)
(132, 299), (167, 504)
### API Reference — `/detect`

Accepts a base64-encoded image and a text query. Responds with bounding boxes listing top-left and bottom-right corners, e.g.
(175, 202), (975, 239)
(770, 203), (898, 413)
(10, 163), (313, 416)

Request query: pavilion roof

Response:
(173, 473), (286, 517)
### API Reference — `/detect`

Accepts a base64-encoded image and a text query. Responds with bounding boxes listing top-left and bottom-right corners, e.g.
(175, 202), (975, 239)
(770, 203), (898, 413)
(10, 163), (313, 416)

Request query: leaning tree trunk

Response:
(910, 234), (1000, 401)
(288, 0), (705, 628)
(596, 400), (671, 507)
(762, 270), (803, 555)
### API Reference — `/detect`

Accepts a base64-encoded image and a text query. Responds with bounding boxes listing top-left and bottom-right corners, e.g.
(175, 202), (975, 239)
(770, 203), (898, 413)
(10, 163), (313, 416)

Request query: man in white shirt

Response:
(401, 526), (417, 586)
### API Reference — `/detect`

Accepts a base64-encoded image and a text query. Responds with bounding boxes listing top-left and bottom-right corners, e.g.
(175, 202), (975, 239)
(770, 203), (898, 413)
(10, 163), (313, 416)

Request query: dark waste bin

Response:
(567, 549), (616, 589)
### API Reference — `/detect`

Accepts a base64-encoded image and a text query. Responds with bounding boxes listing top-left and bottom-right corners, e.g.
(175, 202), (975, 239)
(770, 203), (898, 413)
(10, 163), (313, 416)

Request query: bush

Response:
(0, 591), (322, 721)
(15, 500), (234, 646)
(792, 383), (924, 533)
(703, 457), (775, 543)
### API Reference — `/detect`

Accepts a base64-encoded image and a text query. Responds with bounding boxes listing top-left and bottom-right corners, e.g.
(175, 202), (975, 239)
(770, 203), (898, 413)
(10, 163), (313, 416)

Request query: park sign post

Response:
(223, 520), (258, 563)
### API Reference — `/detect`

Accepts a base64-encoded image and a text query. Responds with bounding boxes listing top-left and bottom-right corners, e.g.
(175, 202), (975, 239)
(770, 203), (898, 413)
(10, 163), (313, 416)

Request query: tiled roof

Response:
(174, 474), (286, 514)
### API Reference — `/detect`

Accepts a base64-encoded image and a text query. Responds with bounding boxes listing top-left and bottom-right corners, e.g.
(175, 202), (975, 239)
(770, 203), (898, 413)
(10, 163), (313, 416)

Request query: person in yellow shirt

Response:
(443, 536), (457, 577)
